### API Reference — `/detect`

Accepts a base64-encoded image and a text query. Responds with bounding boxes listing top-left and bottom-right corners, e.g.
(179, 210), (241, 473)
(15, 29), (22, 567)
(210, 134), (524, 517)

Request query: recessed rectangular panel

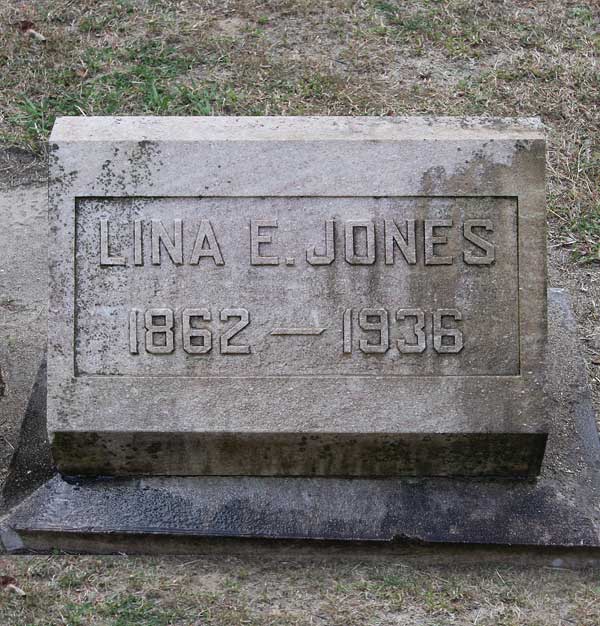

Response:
(74, 196), (518, 378)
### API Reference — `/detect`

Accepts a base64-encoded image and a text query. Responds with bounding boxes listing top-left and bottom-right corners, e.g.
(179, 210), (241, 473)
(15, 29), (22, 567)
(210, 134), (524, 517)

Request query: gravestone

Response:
(4, 116), (599, 555)
(47, 116), (547, 478)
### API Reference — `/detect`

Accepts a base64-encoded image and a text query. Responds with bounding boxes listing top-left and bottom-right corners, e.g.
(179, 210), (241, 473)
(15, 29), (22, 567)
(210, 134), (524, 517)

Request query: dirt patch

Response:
(0, 149), (46, 191)
(215, 17), (249, 38)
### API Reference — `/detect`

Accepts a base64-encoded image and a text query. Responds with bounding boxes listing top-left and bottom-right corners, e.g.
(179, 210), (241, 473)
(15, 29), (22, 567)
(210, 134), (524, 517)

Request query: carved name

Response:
(99, 217), (495, 267)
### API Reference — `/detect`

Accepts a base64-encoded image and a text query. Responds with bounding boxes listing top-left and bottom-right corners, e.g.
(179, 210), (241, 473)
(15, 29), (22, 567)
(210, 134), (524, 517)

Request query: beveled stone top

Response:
(50, 115), (544, 143)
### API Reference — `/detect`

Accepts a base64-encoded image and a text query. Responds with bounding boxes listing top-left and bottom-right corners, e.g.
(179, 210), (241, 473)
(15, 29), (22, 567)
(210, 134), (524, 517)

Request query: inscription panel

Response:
(74, 196), (519, 377)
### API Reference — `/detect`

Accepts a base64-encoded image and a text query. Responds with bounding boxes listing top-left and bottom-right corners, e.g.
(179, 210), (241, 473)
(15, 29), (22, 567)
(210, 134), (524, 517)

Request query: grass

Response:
(0, 554), (599, 625)
(0, 6), (598, 622)
(0, 0), (598, 260)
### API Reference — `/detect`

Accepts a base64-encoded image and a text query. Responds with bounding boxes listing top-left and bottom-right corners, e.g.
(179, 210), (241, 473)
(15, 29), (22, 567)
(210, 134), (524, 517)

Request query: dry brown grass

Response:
(1, 554), (599, 625)
(0, 0), (598, 259)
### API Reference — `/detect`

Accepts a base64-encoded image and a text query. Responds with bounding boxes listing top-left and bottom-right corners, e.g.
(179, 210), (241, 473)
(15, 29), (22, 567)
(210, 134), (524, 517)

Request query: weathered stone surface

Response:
(2, 359), (54, 509)
(0, 184), (50, 512)
(2, 290), (598, 552)
(48, 116), (548, 477)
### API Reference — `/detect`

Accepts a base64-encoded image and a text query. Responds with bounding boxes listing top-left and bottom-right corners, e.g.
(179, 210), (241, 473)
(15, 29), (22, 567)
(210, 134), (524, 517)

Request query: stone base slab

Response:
(2, 289), (598, 553)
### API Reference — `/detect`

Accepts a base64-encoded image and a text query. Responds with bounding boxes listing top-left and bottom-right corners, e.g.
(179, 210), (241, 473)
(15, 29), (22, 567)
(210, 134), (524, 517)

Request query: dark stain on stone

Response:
(3, 358), (55, 509)
(50, 431), (546, 479)
(146, 442), (162, 455)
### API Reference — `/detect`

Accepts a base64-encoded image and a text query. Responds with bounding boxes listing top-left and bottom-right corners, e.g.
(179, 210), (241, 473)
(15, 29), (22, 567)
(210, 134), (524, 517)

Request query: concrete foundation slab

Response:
(0, 184), (52, 513)
(2, 289), (598, 553)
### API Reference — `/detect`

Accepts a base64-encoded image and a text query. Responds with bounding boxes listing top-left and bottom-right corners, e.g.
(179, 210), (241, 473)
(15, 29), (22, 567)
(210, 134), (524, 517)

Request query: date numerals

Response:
(342, 308), (463, 355)
(129, 307), (250, 355)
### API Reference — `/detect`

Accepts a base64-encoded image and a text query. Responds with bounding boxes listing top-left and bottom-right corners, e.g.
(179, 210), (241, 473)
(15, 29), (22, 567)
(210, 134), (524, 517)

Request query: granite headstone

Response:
(47, 116), (548, 478)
